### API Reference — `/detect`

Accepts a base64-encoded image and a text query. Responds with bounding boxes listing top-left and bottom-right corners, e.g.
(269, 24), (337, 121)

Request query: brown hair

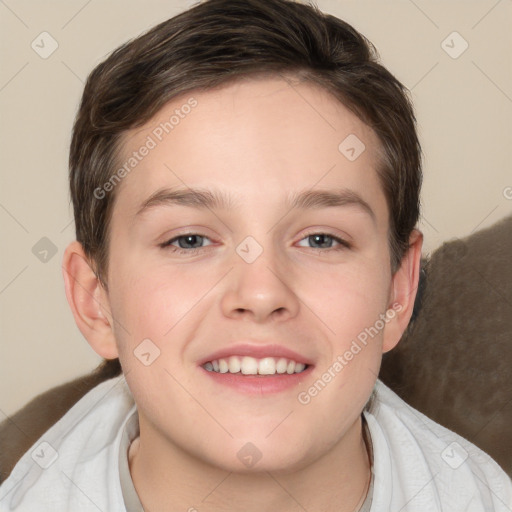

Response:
(69, 0), (421, 287)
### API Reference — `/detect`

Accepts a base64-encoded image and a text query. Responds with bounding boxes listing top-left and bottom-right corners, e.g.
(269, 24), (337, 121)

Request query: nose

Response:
(220, 242), (300, 323)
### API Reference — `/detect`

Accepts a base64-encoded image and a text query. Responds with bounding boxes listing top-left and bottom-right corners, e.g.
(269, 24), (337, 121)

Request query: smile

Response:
(202, 356), (308, 376)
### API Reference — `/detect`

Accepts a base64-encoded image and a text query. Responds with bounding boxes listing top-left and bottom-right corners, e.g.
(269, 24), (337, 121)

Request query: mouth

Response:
(197, 343), (315, 394)
(199, 355), (314, 395)
(202, 355), (309, 376)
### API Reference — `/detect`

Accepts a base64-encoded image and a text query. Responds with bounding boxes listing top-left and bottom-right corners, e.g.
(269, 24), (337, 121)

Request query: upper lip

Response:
(198, 343), (315, 367)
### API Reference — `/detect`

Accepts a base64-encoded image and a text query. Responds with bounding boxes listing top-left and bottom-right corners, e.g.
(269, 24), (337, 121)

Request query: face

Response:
(103, 76), (399, 473)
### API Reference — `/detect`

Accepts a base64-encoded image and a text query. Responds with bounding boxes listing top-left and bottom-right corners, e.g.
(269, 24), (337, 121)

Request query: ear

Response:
(62, 241), (118, 359)
(382, 229), (423, 353)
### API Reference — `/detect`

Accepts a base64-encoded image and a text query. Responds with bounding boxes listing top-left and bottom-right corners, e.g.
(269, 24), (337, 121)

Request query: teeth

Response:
(228, 356), (241, 373)
(258, 357), (275, 375)
(218, 359), (229, 373)
(203, 356), (308, 375)
(276, 358), (288, 374)
(240, 356), (258, 375)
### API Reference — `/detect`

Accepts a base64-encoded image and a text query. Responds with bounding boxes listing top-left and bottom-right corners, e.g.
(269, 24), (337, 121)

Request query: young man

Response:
(1, 0), (511, 510)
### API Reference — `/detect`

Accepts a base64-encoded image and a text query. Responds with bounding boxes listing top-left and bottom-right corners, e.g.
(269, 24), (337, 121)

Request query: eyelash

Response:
(159, 232), (351, 255)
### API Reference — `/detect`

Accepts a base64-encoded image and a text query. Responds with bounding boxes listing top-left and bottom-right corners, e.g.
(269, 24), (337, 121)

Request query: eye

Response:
(297, 233), (351, 251)
(160, 233), (213, 254)
(159, 231), (351, 255)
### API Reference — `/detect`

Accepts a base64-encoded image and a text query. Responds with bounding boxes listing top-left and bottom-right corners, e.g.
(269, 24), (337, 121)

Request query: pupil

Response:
(181, 235), (202, 248)
(311, 234), (330, 248)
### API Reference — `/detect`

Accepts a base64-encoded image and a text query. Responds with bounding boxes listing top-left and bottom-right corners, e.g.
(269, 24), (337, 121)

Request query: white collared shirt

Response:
(1, 375), (510, 511)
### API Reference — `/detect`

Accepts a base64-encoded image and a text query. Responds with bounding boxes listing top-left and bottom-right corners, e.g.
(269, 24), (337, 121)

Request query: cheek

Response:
(296, 264), (388, 424)
(107, 254), (224, 376)
(107, 266), (203, 406)
(109, 267), (201, 339)
(306, 259), (391, 338)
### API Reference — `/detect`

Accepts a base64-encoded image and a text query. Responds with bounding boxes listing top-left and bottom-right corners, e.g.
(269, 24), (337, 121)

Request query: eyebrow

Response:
(136, 186), (376, 222)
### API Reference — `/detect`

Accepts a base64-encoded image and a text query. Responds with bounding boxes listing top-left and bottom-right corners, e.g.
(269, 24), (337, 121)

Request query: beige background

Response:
(0, 0), (511, 417)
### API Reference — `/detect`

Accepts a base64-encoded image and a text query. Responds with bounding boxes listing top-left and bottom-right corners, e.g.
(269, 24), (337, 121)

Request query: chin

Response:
(203, 437), (314, 475)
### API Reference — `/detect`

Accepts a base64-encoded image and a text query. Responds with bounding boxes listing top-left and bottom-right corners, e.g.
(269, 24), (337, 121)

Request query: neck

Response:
(128, 415), (372, 512)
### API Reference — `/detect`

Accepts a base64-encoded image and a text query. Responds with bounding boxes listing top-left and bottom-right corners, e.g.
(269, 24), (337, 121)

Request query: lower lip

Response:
(199, 366), (314, 394)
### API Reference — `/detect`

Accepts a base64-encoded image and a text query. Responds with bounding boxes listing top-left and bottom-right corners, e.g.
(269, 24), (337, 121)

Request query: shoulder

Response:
(0, 375), (135, 512)
(365, 379), (512, 511)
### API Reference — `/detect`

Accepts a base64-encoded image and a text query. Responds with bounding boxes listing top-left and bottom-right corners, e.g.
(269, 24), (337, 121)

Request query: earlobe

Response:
(382, 229), (423, 353)
(62, 241), (119, 359)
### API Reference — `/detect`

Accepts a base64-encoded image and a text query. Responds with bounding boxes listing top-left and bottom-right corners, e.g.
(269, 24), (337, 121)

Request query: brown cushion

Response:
(381, 214), (512, 476)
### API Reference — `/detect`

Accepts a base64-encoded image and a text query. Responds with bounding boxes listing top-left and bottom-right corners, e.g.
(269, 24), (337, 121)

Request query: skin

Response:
(63, 75), (422, 512)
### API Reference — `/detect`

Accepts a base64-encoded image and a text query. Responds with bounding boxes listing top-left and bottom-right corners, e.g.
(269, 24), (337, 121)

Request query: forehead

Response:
(113, 76), (387, 222)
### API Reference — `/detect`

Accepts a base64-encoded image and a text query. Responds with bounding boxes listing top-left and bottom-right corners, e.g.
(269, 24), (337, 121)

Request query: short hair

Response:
(69, 0), (422, 286)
